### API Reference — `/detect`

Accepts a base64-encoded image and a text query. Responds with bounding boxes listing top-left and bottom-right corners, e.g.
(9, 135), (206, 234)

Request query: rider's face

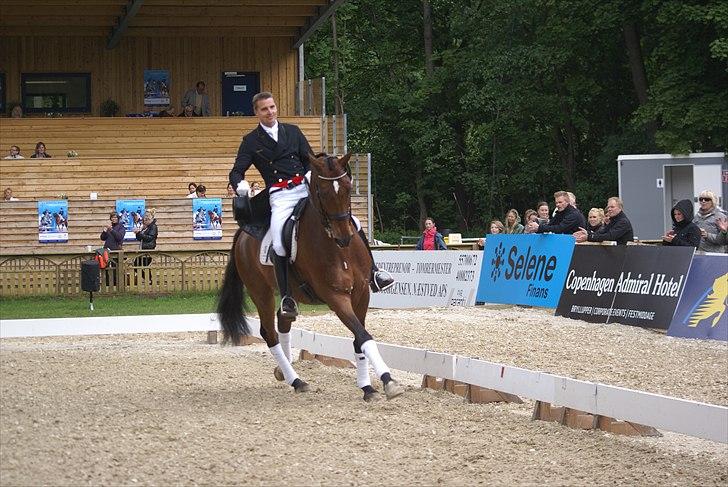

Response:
(255, 97), (278, 128)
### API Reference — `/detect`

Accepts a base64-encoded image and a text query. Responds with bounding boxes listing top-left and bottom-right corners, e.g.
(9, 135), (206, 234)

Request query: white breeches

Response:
(351, 214), (362, 232)
(269, 183), (309, 256)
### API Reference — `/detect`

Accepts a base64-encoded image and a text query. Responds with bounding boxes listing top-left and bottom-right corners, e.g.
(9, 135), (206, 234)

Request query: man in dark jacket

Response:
(663, 199), (701, 248)
(527, 191), (582, 234)
(574, 197), (634, 245)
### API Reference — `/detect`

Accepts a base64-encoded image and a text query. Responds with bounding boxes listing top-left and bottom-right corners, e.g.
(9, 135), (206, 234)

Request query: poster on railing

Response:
(369, 250), (483, 308)
(192, 198), (223, 240)
(115, 199), (145, 241)
(143, 69), (170, 106)
(37, 200), (68, 243)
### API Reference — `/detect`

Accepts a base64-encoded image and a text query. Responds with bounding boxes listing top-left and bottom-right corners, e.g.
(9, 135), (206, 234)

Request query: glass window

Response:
(21, 73), (91, 113)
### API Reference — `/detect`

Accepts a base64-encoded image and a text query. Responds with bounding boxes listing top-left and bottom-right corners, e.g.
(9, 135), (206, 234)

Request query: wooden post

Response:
(206, 330), (217, 344)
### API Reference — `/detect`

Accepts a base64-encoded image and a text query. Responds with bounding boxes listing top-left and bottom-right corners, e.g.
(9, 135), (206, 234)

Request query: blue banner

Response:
(476, 234), (576, 307)
(192, 198), (223, 240)
(143, 69), (170, 106)
(115, 199), (145, 242)
(667, 254), (728, 341)
(37, 200), (69, 243)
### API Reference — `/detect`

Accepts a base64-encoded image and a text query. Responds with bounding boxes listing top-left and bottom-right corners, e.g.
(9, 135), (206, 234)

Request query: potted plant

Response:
(100, 99), (120, 117)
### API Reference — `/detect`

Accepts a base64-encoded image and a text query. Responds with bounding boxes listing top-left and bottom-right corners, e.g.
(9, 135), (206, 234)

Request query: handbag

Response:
(94, 248), (110, 269)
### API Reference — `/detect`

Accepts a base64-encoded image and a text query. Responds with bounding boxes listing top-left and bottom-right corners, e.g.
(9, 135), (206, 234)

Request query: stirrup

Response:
(279, 295), (299, 318)
(370, 270), (395, 293)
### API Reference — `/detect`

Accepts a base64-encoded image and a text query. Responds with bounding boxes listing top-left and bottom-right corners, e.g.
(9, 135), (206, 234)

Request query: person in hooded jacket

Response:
(504, 209), (524, 234)
(662, 199), (701, 248)
(693, 190), (727, 253)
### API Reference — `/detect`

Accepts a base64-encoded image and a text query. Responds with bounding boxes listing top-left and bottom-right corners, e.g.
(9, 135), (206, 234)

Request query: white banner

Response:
(369, 250), (483, 308)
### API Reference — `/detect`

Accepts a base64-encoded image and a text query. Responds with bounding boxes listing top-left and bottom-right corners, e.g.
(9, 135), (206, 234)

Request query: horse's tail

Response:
(216, 228), (250, 345)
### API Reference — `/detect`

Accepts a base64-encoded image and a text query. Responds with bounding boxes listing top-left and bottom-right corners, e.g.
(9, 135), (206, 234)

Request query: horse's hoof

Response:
(363, 390), (383, 402)
(273, 366), (284, 382)
(384, 380), (405, 400)
(292, 378), (310, 393)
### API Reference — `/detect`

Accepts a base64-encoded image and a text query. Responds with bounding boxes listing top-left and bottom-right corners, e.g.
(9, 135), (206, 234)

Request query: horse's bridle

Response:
(308, 158), (353, 247)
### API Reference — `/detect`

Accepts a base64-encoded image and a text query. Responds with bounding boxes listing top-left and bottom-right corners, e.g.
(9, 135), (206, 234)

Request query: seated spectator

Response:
(662, 199), (701, 248)
(226, 182), (236, 197)
(187, 182), (197, 198)
(504, 209), (524, 234)
(157, 106), (176, 117)
(574, 197), (633, 245)
(3, 187), (19, 201)
(250, 181), (262, 197)
(536, 201), (550, 224)
(4, 145), (23, 159)
(194, 185), (207, 198)
(527, 191), (581, 234)
(694, 190), (727, 253)
(10, 105), (23, 118)
(178, 105), (198, 117)
(478, 220), (505, 247)
(31, 141), (51, 158)
(586, 208), (605, 232)
(416, 217), (447, 250)
(181, 81), (211, 116)
(523, 209), (538, 233)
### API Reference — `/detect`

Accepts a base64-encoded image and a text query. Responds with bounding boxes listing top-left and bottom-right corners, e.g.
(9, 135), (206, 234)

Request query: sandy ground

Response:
(1, 306), (727, 486)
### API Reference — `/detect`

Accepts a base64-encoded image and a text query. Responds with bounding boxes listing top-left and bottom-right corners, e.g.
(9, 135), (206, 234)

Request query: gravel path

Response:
(1, 306), (726, 486)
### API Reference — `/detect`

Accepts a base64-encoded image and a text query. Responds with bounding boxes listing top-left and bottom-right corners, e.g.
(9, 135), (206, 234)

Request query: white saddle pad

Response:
(259, 225), (299, 266)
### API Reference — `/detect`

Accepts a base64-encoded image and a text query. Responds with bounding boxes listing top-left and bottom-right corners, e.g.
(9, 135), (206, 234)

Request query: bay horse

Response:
(217, 153), (404, 401)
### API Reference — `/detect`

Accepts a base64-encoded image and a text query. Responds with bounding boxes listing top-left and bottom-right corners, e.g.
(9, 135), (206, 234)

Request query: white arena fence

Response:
(2, 313), (726, 445)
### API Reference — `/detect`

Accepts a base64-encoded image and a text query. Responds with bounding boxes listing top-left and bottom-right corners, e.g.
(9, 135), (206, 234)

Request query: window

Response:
(21, 73), (91, 113)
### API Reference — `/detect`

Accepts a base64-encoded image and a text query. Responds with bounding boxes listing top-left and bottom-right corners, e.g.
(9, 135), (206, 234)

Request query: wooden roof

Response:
(0, 0), (344, 47)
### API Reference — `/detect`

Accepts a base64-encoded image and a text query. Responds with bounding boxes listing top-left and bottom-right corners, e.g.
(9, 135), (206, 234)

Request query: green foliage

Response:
(306, 0), (727, 231)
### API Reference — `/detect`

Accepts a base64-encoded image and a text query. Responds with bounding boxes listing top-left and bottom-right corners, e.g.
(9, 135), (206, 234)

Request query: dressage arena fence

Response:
(2, 313), (726, 445)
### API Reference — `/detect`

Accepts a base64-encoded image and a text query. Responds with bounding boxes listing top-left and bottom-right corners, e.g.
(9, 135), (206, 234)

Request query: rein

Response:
(308, 158), (352, 245)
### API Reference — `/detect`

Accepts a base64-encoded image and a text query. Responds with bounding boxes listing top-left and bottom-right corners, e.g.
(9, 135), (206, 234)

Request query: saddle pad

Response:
(258, 224), (299, 266)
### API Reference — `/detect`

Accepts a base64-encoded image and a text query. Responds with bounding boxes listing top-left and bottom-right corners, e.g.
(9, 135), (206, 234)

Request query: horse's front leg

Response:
(330, 296), (405, 401)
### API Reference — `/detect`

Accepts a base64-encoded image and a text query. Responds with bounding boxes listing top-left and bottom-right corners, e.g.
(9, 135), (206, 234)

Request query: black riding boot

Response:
(357, 230), (395, 292)
(273, 254), (298, 318)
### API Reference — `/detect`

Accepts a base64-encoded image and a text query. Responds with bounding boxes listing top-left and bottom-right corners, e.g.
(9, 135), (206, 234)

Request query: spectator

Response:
(194, 185), (207, 198)
(226, 182), (236, 197)
(523, 209), (538, 233)
(250, 181), (262, 197)
(662, 199), (701, 248)
(4, 145), (24, 159)
(100, 211), (125, 250)
(10, 105), (23, 118)
(134, 209), (158, 285)
(536, 201), (550, 224)
(504, 209), (524, 234)
(3, 188), (19, 201)
(181, 81), (211, 117)
(187, 182), (197, 198)
(566, 191), (587, 228)
(157, 106), (176, 117)
(586, 208), (605, 232)
(574, 197), (634, 245)
(30, 141), (51, 158)
(178, 105), (198, 118)
(527, 191), (582, 234)
(416, 217), (447, 250)
(694, 190), (727, 253)
(478, 220), (505, 248)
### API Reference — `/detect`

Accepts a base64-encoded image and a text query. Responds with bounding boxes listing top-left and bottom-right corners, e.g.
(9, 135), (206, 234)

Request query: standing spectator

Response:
(100, 211), (125, 287)
(527, 191), (582, 234)
(181, 81), (211, 117)
(31, 142), (51, 158)
(536, 201), (550, 224)
(566, 191), (587, 228)
(134, 209), (158, 285)
(416, 217), (447, 250)
(586, 208), (605, 232)
(694, 190), (727, 253)
(250, 181), (262, 197)
(574, 197), (633, 245)
(504, 209), (524, 234)
(10, 105), (23, 118)
(662, 199), (701, 248)
(4, 145), (24, 159)
(3, 188), (19, 201)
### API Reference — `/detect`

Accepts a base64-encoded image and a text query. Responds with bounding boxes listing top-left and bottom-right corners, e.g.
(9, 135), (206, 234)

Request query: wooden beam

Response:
(136, 5), (318, 17)
(131, 16), (307, 27)
(293, 0), (347, 49)
(107, 0), (144, 49)
(2, 16), (118, 27)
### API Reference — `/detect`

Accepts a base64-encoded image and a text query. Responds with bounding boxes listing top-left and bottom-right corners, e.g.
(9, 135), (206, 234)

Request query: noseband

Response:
(310, 159), (352, 247)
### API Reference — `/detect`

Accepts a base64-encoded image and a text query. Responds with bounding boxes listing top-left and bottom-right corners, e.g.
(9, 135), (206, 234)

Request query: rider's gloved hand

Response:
(236, 180), (250, 196)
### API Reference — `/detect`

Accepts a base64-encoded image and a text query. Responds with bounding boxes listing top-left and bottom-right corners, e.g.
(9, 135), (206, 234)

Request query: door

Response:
(693, 164), (723, 209)
(221, 72), (260, 116)
(663, 165), (693, 230)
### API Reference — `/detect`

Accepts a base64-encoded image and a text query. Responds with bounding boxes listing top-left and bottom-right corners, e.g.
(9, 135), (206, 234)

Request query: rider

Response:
(229, 92), (394, 318)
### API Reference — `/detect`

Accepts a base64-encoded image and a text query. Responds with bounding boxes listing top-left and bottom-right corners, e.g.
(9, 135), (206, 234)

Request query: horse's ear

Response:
(307, 152), (323, 170)
(338, 153), (352, 168)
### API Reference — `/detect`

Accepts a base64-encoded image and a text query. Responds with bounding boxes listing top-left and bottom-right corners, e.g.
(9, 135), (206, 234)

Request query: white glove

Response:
(236, 180), (250, 196)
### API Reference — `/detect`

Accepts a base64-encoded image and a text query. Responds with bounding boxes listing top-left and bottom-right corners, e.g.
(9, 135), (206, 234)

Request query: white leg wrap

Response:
(278, 331), (292, 363)
(269, 344), (298, 385)
(361, 340), (390, 378)
(354, 352), (371, 389)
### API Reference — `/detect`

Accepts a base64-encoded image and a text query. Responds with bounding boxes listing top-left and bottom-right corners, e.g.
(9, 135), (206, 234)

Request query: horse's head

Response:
(308, 152), (354, 248)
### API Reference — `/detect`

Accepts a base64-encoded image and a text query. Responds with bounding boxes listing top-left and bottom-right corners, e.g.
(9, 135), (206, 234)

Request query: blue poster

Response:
(144, 69), (170, 106)
(667, 254), (728, 341)
(476, 234), (576, 308)
(37, 200), (68, 243)
(193, 198), (223, 240)
(116, 199), (145, 242)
